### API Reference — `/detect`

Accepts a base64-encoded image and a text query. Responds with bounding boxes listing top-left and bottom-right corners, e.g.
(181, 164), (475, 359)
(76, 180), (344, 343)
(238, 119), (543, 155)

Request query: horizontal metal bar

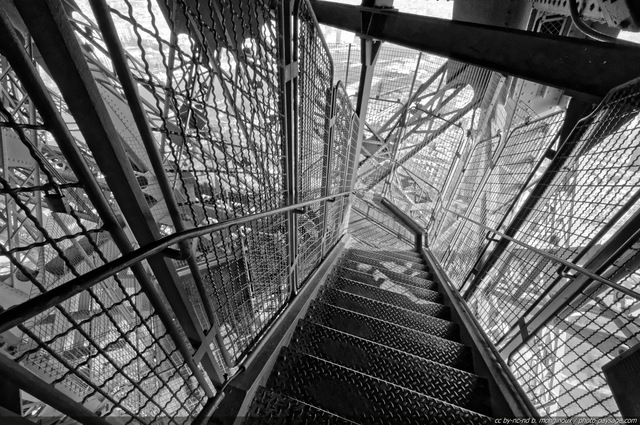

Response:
(311, 0), (640, 101)
(445, 208), (640, 302)
(0, 191), (351, 335)
(0, 354), (111, 425)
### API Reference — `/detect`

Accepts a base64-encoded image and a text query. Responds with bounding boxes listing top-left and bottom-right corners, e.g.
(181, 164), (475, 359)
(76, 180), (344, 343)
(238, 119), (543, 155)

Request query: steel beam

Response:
(88, 0), (232, 368)
(0, 353), (110, 425)
(311, 0), (640, 101)
(11, 0), (224, 387)
(462, 98), (593, 302)
(0, 8), (216, 397)
(279, 0), (300, 296)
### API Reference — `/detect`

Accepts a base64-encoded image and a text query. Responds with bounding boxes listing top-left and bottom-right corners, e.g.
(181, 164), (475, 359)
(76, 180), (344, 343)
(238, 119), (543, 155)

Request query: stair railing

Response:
(0, 0), (359, 423)
(417, 77), (640, 417)
(379, 196), (539, 417)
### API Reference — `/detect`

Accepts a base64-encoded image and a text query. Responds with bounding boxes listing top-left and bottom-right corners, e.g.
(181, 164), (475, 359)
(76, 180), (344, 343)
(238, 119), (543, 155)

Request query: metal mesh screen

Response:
(1, 0), (357, 421)
(348, 195), (414, 250)
(0, 61), (208, 422)
(426, 74), (640, 416)
(296, 0), (334, 287)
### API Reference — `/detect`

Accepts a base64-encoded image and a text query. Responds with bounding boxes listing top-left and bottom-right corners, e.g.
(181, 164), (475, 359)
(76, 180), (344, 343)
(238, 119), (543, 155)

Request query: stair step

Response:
(290, 320), (492, 415)
(244, 386), (355, 424)
(267, 347), (493, 424)
(349, 248), (424, 263)
(346, 250), (430, 273)
(344, 252), (432, 278)
(338, 261), (437, 290)
(328, 276), (445, 314)
(306, 301), (473, 371)
(319, 288), (457, 339)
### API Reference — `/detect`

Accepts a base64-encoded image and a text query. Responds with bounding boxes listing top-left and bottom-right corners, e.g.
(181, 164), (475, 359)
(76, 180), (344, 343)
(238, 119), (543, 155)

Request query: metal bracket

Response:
(44, 192), (71, 214)
(284, 61), (298, 82)
(557, 265), (578, 279)
(293, 205), (308, 214)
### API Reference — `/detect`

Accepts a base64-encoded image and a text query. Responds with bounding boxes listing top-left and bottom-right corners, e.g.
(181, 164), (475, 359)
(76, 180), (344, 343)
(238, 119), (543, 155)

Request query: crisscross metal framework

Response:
(327, 29), (640, 417)
(0, 0), (358, 422)
(426, 76), (640, 416)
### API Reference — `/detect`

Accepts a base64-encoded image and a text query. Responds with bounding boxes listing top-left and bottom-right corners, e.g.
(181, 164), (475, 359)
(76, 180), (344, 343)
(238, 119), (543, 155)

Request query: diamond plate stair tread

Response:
(267, 347), (493, 424)
(346, 251), (431, 274)
(306, 301), (473, 371)
(319, 288), (458, 339)
(343, 254), (432, 280)
(378, 249), (422, 258)
(244, 386), (356, 425)
(338, 260), (437, 290)
(328, 275), (445, 314)
(349, 248), (424, 263)
(289, 320), (492, 415)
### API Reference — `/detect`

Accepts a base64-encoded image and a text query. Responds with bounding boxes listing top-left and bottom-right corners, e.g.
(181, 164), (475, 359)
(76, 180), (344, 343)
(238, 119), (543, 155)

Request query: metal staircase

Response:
(244, 247), (494, 423)
(1, 0), (640, 422)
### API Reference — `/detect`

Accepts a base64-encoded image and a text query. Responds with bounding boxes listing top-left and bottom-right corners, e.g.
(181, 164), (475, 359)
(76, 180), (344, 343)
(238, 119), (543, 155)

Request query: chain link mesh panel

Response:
(427, 76), (640, 416)
(1, 0), (357, 422)
(0, 62), (208, 423)
(296, 0), (333, 288)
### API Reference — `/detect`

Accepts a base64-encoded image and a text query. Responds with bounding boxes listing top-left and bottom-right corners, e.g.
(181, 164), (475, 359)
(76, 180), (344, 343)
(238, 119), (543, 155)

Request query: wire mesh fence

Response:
(0, 66), (208, 423)
(426, 71), (640, 417)
(321, 13), (640, 418)
(296, 0), (334, 288)
(0, 0), (357, 422)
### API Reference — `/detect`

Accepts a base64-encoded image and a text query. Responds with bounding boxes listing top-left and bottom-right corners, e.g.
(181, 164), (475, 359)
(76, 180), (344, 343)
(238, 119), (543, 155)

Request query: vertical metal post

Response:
(381, 52), (422, 199)
(345, 43), (352, 88)
(348, 38), (381, 193)
(320, 86), (337, 257)
(0, 59), (15, 289)
(29, 36), (45, 292)
(279, 0), (300, 297)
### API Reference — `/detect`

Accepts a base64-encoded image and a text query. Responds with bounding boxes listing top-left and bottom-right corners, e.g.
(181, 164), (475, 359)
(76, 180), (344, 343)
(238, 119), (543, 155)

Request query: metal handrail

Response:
(444, 207), (640, 302)
(0, 191), (351, 335)
(379, 197), (538, 417)
(423, 248), (540, 418)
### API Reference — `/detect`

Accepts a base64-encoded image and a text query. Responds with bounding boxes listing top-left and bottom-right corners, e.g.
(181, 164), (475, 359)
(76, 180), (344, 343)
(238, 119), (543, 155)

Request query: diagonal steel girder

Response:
(311, 0), (640, 102)
(13, 0), (225, 386)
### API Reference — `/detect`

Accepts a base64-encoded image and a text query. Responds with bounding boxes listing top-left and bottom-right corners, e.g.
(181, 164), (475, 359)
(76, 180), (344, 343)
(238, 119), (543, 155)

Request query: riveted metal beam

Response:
(311, 0), (640, 101)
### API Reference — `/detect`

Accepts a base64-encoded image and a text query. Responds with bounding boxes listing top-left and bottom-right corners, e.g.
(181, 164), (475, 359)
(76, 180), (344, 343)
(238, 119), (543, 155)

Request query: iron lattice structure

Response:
(0, 0), (639, 422)
(0, 0), (357, 422)
(329, 33), (639, 418)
